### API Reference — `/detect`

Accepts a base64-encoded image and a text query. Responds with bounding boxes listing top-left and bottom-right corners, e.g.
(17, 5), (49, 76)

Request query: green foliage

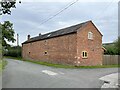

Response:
(4, 46), (22, 57)
(0, 59), (7, 71)
(104, 37), (120, 55)
(104, 44), (118, 55)
(114, 37), (120, 55)
(0, 0), (16, 15)
(0, 0), (21, 58)
(0, 24), (2, 59)
(1, 21), (16, 49)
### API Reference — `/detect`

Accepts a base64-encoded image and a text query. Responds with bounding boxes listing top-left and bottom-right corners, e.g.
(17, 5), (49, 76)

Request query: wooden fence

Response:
(103, 55), (119, 65)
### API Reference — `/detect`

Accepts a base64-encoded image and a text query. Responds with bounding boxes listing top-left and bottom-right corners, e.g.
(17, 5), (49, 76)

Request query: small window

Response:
(44, 51), (48, 55)
(88, 32), (93, 40)
(82, 51), (88, 58)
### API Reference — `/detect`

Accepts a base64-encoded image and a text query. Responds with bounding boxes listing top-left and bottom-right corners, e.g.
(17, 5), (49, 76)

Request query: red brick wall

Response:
(76, 21), (103, 66)
(22, 33), (77, 65)
(22, 21), (103, 66)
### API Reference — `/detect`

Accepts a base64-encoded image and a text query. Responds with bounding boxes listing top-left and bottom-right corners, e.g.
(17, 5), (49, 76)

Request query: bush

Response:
(104, 43), (118, 55)
(4, 46), (22, 57)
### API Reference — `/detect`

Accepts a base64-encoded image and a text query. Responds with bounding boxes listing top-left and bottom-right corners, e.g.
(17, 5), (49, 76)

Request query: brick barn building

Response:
(22, 21), (103, 66)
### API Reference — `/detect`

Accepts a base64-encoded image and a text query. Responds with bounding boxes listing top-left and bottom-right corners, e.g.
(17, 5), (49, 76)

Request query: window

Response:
(82, 51), (88, 58)
(88, 32), (93, 40)
(44, 51), (48, 55)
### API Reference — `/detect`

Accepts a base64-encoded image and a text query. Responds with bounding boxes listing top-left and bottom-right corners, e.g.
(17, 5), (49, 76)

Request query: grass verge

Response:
(24, 59), (120, 69)
(0, 59), (7, 72)
(4, 56), (120, 69)
(4, 56), (22, 60)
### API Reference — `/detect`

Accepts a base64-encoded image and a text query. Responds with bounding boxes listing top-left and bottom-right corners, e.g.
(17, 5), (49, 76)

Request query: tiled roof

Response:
(22, 21), (90, 44)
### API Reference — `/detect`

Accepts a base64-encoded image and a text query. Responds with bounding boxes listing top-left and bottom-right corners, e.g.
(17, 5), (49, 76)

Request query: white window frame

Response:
(88, 32), (93, 40)
(44, 51), (48, 55)
(82, 51), (88, 58)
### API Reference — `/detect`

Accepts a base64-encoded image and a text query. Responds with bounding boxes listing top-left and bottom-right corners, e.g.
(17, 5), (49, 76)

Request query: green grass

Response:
(0, 59), (7, 72)
(24, 59), (119, 69)
(2, 60), (7, 69)
(24, 59), (77, 69)
(0, 60), (2, 71)
(4, 56), (22, 60)
(4, 56), (120, 69)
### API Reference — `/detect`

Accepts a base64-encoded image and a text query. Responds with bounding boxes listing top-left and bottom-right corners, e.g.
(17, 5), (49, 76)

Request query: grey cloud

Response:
(2, 2), (118, 45)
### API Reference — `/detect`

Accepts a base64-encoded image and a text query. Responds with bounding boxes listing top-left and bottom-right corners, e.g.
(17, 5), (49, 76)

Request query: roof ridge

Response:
(22, 20), (90, 44)
(33, 20), (90, 37)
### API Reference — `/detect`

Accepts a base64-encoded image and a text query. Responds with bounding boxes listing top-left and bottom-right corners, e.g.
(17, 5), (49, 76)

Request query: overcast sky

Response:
(1, 0), (119, 46)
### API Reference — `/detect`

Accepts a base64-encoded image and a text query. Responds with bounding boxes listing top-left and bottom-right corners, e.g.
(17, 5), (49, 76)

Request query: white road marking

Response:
(42, 70), (58, 76)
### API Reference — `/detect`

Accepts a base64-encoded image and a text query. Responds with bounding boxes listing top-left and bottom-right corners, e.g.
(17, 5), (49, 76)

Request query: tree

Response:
(0, 24), (2, 58)
(1, 21), (16, 49)
(0, 0), (16, 15)
(114, 37), (120, 55)
(104, 44), (117, 55)
(104, 37), (120, 55)
(4, 46), (21, 57)
(0, 0), (21, 57)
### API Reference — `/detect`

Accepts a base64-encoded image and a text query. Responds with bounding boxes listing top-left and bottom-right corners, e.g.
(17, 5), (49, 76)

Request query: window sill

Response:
(82, 57), (88, 59)
(88, 39), (93, 40)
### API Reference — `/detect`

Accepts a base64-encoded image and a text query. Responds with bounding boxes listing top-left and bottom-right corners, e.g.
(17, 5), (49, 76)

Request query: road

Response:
(2, 59), (118, 88)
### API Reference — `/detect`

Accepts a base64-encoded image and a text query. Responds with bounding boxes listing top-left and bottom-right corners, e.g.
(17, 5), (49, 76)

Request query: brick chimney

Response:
(39, 33), (41, 36)
(27, 35), (30, 40)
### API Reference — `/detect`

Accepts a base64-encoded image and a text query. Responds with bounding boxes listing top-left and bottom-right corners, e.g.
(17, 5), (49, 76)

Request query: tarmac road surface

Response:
(2, 58), (118, 88)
